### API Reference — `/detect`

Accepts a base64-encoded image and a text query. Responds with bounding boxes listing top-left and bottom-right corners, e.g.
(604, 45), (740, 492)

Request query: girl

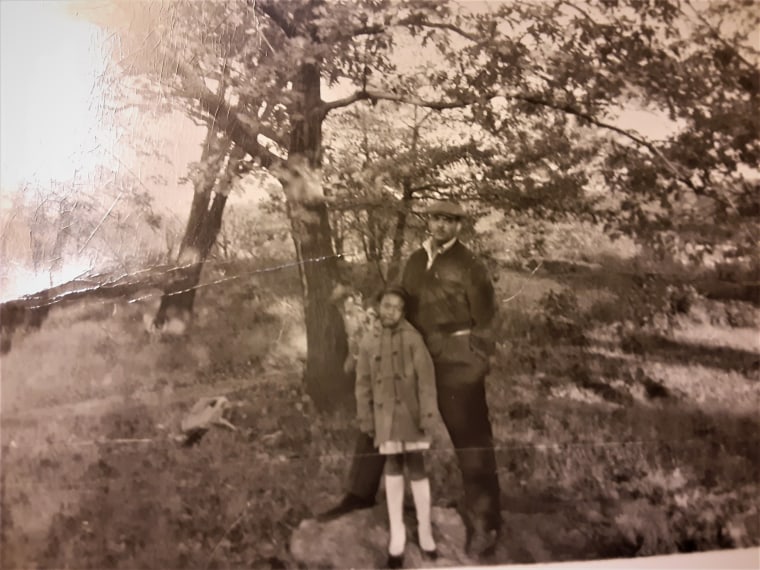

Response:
(355, 286), (439, 568)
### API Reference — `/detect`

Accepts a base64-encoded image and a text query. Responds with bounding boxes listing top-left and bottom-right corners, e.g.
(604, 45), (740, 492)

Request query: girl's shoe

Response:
(417, 531), (438, 560)
(420, 546), (438, 561)
(386, 553), (404, 569)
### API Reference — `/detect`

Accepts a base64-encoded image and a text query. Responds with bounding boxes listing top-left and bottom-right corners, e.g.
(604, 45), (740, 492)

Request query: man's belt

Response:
(432, 322), (473, 335)
(450, 329), (471, 337)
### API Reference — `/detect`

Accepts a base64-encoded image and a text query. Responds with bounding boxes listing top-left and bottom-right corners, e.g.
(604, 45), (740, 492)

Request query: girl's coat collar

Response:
(371, 319), (415, 338)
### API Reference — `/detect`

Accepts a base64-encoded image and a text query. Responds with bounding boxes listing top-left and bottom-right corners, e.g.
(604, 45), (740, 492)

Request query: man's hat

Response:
(424, 200), (466, 219)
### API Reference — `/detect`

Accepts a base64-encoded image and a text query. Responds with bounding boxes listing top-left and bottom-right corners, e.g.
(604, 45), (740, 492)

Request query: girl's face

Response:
(379, 293), (405, 328)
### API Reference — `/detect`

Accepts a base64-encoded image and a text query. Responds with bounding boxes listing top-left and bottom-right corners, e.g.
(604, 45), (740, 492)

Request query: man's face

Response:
(378, 293), (405, 328)
(427, 214), (461, 246)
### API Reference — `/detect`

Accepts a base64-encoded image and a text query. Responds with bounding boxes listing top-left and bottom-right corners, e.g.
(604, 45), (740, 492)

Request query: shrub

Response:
(539, 290), (588, 347)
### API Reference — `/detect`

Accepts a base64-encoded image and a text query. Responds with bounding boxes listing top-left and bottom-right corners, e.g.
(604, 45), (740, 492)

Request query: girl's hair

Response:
(376, 285), (408, 307)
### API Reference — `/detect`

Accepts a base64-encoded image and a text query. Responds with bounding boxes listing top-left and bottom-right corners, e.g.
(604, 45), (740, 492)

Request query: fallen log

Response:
(0, 264), (177, 354)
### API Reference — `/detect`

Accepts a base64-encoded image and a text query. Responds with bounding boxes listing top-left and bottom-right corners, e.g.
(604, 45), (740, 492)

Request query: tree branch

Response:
(252, 0), (297, 38)
(410, 181), (453, 194)
(507, 93), (695, 188)
(682, 0), (759, 69)
(325, 80), (703, 203)
(321, 88), (473, 116)
(255, 127), (289, 149)
(512, 92), (743, 210)
(173, 58), (282, 168)
(323, 87), (676, 178)
(403, 16), (480, 42)
(231, 85), (290, 149)
(337, 14), (479, 43)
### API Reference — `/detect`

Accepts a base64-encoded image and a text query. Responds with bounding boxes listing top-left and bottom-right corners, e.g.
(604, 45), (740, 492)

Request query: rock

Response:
(180, 396), (237, 433)
(290, 506), (476, 569)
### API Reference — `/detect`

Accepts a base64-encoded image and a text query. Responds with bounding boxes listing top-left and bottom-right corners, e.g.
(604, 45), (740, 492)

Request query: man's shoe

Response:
(316, 494), (376, 522)
(386, 553), (404, 569)
(466, 523), (498, 560)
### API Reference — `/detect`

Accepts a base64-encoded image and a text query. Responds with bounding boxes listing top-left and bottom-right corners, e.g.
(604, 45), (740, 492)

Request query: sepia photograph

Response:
(1, 0), (758, 569)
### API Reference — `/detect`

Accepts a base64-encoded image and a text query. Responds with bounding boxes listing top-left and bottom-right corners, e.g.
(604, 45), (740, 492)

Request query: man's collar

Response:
(423, 236), (458, 269)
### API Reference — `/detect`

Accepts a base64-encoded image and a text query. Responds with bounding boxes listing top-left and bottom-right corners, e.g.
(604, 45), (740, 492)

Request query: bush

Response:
(539, 290), (588, 346)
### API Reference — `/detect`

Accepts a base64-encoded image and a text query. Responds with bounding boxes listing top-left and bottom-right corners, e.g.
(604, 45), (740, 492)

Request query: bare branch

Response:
(78, 190), (124, 255)
(341, 24), (386, 39)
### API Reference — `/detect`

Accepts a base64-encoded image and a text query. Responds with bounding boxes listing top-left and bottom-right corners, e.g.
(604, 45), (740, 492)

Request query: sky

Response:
(0, 0), (206, 300)
(0, 0), (116, 191)
(0, 0), (208, 216)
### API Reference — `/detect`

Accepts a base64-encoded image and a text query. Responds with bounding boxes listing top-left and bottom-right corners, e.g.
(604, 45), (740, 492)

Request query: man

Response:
(319, 200), (502, 558)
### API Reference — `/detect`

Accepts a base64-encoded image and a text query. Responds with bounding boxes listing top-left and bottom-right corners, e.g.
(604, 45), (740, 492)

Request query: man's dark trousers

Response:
(346, 351), (501, 533)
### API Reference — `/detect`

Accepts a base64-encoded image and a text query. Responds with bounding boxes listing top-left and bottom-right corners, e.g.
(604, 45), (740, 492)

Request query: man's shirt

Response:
(401, 239), (498, 353)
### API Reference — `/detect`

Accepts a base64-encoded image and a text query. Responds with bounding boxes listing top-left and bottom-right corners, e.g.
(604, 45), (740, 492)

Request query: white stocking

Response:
(384, 474), (406, 556)
(411, 478), (436, 552)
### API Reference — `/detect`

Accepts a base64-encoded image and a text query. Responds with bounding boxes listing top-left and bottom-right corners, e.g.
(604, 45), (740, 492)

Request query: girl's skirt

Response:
(379, 440), (431, 455)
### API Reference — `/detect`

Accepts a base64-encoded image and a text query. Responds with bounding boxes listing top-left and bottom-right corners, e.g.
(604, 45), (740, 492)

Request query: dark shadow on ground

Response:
(618, 333), (760, 376)
(497, 493), (640, 563)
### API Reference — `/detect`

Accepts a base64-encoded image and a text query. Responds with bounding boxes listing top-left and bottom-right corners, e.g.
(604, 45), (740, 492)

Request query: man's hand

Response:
(420, 413), (435, 435)
(344, 354), (357, 375)
(359, 422), (375, 438)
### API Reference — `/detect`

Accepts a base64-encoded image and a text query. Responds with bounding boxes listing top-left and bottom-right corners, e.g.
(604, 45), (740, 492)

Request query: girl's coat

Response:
(355, 319), (438, 447)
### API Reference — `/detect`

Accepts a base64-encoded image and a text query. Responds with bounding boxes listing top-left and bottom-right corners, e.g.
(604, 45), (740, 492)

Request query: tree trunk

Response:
(286, 60), (351, 412)
(332, 216), (345, 257)
(153, 128), (229, 330)
(153, 190), (228, 329)
(387, 184), (414, 282)
(366, 214), (381, 262)
(388, 110), (423, 282)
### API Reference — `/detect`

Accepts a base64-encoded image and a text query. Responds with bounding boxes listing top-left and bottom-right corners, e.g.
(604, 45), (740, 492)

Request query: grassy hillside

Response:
(1, 256), (758, 568)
